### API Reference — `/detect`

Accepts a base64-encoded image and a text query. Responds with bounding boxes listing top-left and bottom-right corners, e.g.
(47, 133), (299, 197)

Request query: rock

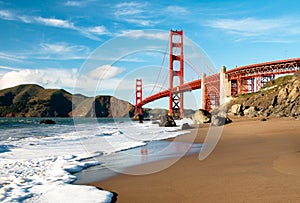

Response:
(132, 114), (139, 121)
(211, 104), (228, 117)
(211, 115), (232, 126)
(230, 104), (243, 115)
(5, 113), (15, 117)
(181, 123), (192, 130)
(192, 109), (211, 124)
(159, 115), (176, 127)
(40, 119), (56, 124)
(287, 84), (299, 103)
(271, 95), (278, 107)
(243, 106), (258, 117)
(277, 87), (288, 104)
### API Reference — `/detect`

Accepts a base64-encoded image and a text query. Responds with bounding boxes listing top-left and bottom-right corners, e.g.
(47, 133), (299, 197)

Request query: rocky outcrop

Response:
(210, 104), (232, 126)
(192, 109), (211, 124)
(227, 72), (300, 118)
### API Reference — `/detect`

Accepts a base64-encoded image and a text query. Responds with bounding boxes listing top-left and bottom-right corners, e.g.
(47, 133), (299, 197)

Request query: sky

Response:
(0, 0), (300, 109)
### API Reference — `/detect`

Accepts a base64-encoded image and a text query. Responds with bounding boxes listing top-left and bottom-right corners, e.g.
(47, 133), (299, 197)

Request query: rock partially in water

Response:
(159, 114), (176, 127)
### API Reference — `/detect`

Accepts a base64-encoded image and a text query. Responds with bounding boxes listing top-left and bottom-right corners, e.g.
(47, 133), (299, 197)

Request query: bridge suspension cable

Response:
(185, 38), (216, 75)
(150, 38), (169, 96)
(159, 35), (182, 93)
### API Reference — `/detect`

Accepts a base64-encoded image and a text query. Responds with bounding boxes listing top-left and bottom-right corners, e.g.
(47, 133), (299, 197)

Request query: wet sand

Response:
(88, 117), (300, 202)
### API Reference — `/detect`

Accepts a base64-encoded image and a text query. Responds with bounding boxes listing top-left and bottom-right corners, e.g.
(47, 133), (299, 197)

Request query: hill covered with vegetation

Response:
(0, 84), (135, 117)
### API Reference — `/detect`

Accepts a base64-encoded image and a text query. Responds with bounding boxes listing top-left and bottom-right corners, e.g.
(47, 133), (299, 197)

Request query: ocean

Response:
(0, 117), (199, 202)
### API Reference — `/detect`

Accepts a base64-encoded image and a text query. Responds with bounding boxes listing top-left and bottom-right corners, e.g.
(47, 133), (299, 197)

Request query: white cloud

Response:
(124, 19), (156, 27)
(64, 0), (96, 7)
(40, 42), (89, 55)
(0, 52), (26, 62)
(35, 17), (75, 29)
(114, 2), (145, 17)
(166, 6), (188, 14)
(114, 2), (158, 27)
(205, 17), (300, 40)
(85, 26), (108, 35)
(0, 68), (78, 90)
(65, 1), (85, 7)
(0, 9), (13, 20)
(0, 9), (108, 40)
(119, 30), (168, 40)
(0, 65), (21, 71)
(88, 65), (125, 80)
(0, 66), (133, 96)
(0, 42), (90, 62)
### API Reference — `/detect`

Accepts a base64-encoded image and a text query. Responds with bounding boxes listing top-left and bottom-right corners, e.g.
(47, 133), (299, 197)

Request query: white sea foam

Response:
(0, 119), (192, 202)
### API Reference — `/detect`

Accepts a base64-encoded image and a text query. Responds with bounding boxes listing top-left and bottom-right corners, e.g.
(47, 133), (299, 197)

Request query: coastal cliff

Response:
(227, 72), (300, 118)
(0, 84), (134, 117)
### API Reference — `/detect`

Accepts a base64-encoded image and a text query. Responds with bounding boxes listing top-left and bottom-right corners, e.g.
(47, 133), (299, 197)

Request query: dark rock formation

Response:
(40, 119), (56, 124)
(159, 114), (176, 127)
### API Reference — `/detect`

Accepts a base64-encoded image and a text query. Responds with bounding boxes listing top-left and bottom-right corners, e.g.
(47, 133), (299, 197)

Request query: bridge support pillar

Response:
(135, 79), (143, 115)
(220, 66), (231, 105)
(201, 73), (206, 109)
(169, 29), (184, 119)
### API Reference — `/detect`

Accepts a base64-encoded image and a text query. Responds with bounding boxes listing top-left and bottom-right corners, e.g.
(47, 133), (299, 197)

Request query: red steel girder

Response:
(227, 58), (300, 80)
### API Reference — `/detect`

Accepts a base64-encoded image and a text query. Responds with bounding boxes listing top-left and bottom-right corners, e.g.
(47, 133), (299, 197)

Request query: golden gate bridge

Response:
(135, 29), (300, 118)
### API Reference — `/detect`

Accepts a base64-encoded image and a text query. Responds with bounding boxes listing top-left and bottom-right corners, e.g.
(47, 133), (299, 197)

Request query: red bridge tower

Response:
(135, 79), (143, 115)
(169, 29), (184, 118)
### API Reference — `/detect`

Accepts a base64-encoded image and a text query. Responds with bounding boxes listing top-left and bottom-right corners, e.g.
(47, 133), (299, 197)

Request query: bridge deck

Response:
(137, 58), (300, 108)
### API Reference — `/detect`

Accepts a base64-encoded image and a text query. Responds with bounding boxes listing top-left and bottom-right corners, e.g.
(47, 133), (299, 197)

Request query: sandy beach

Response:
(88, 117), (300, 202)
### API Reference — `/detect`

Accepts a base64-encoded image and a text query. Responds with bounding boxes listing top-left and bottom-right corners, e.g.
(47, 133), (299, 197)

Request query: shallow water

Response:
(74, 140), (202, 184)
(0, 117), (195, 202)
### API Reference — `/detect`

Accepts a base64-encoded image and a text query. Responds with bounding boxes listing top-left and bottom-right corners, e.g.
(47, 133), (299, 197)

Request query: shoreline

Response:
(74, 139), (202, 184)
(87, 116), (300, 202)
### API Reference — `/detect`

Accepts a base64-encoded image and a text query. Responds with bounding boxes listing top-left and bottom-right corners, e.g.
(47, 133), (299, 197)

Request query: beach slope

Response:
(89, 117), (300, 202)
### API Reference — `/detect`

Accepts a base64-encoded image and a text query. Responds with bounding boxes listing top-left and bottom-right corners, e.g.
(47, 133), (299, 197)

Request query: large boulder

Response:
(192, 109), (211, 124)
(159, 114), (176, 127)
(211, 115), (232, 126)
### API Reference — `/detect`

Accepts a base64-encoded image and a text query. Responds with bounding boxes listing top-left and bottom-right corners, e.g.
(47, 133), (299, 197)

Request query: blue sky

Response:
(0, 0), (300, 109)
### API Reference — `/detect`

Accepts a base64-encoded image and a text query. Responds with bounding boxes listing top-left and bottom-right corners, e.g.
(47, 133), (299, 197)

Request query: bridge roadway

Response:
(136, 58), (300, 108)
